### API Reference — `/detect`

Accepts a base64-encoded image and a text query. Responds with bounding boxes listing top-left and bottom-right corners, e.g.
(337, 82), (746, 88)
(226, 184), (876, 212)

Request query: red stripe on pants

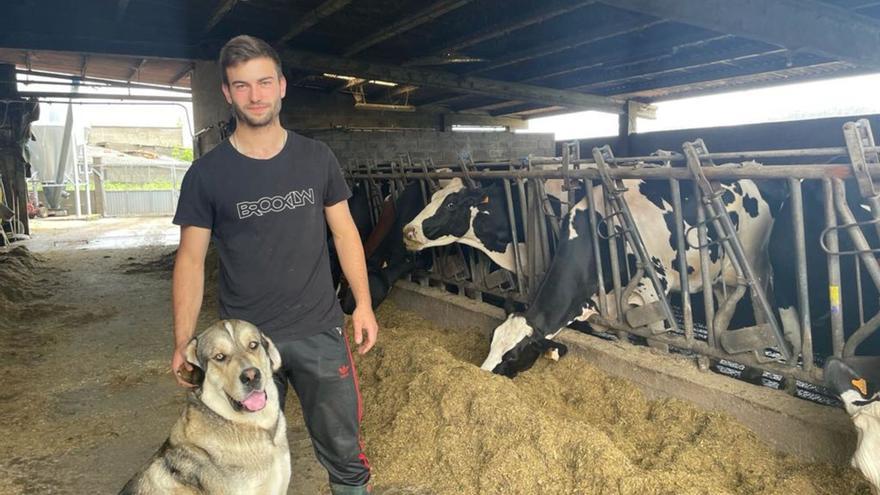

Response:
(342, 333), (371, 472)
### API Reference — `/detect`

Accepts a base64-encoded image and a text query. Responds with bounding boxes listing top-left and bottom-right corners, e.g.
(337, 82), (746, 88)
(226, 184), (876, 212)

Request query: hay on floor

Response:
(353, 303), (868, 495)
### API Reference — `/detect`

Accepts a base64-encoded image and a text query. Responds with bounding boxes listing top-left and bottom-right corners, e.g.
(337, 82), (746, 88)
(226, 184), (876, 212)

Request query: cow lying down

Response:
(826, 356), (880, 494)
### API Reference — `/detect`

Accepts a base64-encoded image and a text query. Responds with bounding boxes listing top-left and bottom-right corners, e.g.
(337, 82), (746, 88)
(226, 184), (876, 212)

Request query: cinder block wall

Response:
(306, 129), (555, 167)
(87, 126), (184, 148)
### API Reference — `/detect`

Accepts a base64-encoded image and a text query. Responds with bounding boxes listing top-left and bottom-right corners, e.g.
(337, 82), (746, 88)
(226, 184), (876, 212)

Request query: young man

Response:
(171, 35), (377, 495)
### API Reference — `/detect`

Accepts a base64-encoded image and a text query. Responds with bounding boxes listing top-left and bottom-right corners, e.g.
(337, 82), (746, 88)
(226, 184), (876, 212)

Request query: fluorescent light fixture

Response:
(367, 79), (397, 87)
(322, 72), (357, 81)
(354, 102), (415, 112)
(322, 73), (397, 87)
(451, 125), (506, 132)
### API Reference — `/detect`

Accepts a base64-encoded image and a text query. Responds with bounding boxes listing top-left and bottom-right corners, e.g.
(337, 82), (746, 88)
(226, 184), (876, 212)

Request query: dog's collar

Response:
(853, 395), (880, 408)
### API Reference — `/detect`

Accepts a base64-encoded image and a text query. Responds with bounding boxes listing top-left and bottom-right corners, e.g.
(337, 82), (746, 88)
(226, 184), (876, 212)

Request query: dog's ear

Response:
(184, 337), (201, 368)
(180, 337), (205, 386)
(261, 334), (282, 373)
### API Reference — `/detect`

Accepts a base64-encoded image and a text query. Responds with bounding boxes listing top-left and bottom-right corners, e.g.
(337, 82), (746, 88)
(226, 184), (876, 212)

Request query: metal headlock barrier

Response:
(342, 119), (880, 397)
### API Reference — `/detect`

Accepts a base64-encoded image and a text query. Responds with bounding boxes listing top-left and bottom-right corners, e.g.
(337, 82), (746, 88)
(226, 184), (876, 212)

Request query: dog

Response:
(826, 356), (880, 494)
(120, 319), (290, 495)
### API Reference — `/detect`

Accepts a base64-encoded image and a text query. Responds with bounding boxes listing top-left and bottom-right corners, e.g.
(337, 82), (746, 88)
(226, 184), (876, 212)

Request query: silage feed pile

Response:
(0, 246), (45, 326)
(356, 303), (869, 495)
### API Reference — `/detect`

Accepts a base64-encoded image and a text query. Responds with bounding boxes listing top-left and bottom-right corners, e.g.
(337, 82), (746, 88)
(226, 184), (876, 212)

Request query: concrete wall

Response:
(190, 61), (231, 156)
(281, 88), (448, 131)
(87, 126), (184, 149)
(190, 61), (531, 158)
(277, 88), (526, 132)
(191, 61), (458, 133)
(97, 165), (188, 184)
(191, 61), (229, 134)
(307, 129), (554, 167)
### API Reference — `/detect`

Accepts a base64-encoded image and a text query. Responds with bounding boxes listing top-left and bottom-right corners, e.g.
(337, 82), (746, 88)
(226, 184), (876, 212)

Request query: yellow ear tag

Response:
(481, 196), (489, 204)
(853, 378), (869, 396)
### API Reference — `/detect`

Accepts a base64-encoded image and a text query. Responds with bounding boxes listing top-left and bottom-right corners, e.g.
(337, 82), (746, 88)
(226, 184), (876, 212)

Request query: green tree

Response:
(171, 146), (194, 162)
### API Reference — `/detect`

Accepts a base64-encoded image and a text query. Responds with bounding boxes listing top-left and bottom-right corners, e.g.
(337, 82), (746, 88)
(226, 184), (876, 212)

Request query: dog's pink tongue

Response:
(241, 391), (267, 412)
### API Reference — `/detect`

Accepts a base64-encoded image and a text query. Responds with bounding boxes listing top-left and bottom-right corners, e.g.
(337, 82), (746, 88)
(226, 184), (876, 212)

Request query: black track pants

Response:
(273, 326), (371, 487)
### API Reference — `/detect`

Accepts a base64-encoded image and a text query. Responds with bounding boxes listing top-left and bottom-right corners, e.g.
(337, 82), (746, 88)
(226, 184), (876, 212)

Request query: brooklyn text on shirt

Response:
(236, 188), (315, 219)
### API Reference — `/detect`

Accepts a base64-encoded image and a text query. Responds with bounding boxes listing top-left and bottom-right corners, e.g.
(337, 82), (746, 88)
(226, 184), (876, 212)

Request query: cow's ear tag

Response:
(853, 377), (869, 396)
(481, 195), (489, 204)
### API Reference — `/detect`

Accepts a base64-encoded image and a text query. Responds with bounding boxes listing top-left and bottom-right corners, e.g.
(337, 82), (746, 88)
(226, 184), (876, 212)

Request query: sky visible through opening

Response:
(520, 72), (880, 141)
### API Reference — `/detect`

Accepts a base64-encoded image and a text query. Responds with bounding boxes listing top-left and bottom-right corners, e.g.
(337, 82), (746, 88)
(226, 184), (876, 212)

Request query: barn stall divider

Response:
(341, 118), (880, 403)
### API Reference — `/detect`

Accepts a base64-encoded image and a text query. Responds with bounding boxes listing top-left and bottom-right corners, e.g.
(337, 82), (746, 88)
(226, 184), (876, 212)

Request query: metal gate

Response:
(342, 119), (880, 401)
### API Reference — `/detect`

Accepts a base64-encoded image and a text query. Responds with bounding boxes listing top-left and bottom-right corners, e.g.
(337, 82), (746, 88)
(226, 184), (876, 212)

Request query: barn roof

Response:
(0, 0), (877, 118)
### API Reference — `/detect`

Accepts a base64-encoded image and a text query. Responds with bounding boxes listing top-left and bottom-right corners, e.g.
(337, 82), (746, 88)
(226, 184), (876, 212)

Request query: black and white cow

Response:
(479, 178), (777, 377)
(402, 175), (566, 273)
(770, 179), (880, 358)
(330, 181), (374, 289)
(403, 177), (529, 272)
(825, 356), (880, 492)
(340, 180), (431, 313)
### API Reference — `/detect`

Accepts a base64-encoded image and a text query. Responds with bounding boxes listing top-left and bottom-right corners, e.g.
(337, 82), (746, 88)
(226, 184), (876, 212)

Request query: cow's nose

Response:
(240, 367), (261, 386)
(403, 225), (417, 240)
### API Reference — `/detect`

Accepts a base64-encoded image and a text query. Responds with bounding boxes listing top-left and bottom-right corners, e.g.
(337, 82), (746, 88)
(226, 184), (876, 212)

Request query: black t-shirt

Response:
(173, 130), (352, 341)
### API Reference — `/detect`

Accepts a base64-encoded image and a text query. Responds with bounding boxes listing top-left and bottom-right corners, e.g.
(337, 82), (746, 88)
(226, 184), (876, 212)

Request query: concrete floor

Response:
(3, 216), (330, 494)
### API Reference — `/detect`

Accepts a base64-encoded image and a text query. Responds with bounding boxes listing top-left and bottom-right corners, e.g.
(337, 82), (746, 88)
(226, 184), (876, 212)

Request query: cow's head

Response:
(480, 314), (568, 378)
(404, 178), (487, 249)
(403, 178), (519, 270)
(826, 356), (880, 413)
(825, 356), (880, 491)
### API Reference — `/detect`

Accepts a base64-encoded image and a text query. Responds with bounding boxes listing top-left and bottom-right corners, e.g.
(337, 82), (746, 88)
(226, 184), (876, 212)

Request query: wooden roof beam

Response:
(454, 46), (785, 113)
(466, 18), (664, 75)
(454, 38), (781, 113)
(410, 93), (470, 106)
(523, 33), (730, 83)
(128, 58), (147, 82)
(612, 61), (857, 101)
(459, 100), (526, 112)
(493, 105), (566, 117)
(204, 0), (239, 34)
(413, 0), (596, 60)
(342, 0), (473, 58)
(395, 0), (597, 98)
(169, 63), (195, 86)
(278, 0), (353, 43)
(599, 0), (880, 68)
(280, 48), (624, 113)
(435, 32), (724, 109)
(570, 47), (788, 92)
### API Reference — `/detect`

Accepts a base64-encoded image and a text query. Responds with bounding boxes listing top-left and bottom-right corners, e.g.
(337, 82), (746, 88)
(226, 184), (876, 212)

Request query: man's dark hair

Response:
(218, 35), (283, 85)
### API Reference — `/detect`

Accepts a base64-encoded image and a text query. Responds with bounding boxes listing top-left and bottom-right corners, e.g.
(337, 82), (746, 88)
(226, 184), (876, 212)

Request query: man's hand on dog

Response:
(172, 345), (197, 388)
(352, 306), (379, 355)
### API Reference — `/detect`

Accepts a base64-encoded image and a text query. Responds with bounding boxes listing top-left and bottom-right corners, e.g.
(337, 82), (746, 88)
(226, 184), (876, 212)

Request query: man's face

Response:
(222, 57), (286, 128)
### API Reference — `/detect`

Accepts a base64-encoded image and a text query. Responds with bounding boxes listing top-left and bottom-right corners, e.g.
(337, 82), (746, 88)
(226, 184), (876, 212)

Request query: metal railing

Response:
(342, 119), (880, 397)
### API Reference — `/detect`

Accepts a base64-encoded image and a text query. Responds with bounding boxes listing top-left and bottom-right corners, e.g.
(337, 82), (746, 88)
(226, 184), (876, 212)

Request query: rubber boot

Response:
(329, 482), (371, 495)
